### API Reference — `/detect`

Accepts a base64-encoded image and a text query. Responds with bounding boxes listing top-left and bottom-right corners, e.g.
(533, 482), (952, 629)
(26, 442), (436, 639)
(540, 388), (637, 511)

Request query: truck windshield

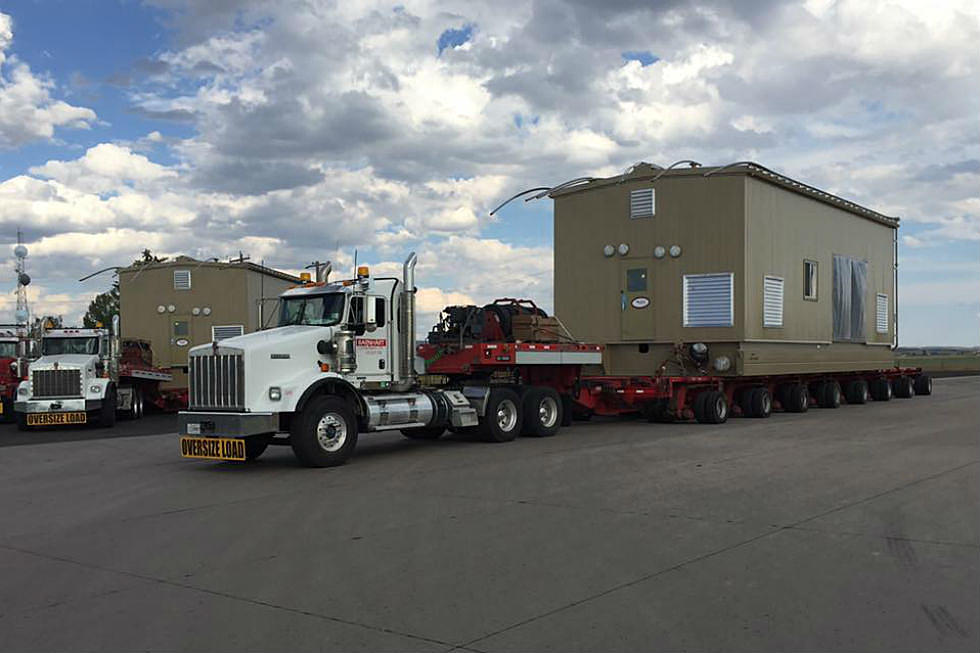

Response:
(279, 293), (346, 327)
(41, 337), (100, 355)
(0, 341), (16, 358)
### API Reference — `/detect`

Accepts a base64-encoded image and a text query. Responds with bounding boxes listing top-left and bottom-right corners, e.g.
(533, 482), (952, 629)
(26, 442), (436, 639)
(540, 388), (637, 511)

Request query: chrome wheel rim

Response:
(316, 412), (348, 452)
(496, 399), (518, 432)
(716, 396), (728, 420)
(761, 393), (771, 414)
(538, 396), (559, 428)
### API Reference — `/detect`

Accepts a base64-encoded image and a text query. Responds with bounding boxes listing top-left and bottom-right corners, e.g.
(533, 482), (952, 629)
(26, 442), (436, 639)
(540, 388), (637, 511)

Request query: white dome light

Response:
(603, 244), (615, 257)
(617, 243), (630, 256)
(157, 305), (166, 314)
(669, 245), (682, 258)
(653, 246), (665, 259)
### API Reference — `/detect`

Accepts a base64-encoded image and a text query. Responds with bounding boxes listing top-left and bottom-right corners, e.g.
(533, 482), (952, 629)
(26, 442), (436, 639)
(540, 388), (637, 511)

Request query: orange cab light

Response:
(299, 272), (312, 282)
(357, 265), (370, 277)
(319, 362), (330, 372)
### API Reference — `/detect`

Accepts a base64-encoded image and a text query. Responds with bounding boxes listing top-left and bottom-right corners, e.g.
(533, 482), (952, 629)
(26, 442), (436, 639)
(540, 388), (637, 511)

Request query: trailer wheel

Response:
(99, 385), (117, 427)
(785, 384), (809, 413)
(749, 388), (772, 418)
(479, 388), (523, 442)
(522, 386), (562, 437)
(401, 426), (446, 440)
(845, 380), (869, 404)
(870, 378), (892, 401)
(290, 395), (358, 467)
(818, 381), (841, 409)
(697, 390), (728, 424)
(913, 374), (932, 396)
(893, 376), (914, 399)
(644, 399), (674, 423)
(244, 435), (271, 461)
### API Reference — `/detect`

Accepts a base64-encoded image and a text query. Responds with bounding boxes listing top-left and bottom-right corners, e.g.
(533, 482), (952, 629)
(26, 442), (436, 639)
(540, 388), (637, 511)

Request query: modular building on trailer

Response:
(551, 162), (898, 377)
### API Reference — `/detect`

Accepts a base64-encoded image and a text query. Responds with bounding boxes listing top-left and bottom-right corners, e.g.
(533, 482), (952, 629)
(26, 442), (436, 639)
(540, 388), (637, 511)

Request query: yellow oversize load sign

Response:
(180, 436), (246, 461)
(27, 412), (86, 426)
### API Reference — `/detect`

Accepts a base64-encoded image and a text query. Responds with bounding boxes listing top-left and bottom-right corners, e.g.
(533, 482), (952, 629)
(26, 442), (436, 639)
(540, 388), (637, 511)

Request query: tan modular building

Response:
(552, 162), (898, 377)
(118, 257), (300, 386)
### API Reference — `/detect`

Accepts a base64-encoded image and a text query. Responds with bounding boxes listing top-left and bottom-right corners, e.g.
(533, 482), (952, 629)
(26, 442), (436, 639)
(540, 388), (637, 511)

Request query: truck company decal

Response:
(355, 338), (387, 348)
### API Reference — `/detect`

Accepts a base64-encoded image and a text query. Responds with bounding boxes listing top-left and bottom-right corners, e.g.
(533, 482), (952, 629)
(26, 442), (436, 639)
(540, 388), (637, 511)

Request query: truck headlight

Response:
(18, 386), (28, 396)
(269, 387), (282, 401)
(714, 356), (732, 372)
(90, 385), (102, 394)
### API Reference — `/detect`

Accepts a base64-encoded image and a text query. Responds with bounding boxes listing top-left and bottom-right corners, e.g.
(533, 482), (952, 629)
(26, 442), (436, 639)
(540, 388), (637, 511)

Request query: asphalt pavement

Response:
(0, 377), (977, 652)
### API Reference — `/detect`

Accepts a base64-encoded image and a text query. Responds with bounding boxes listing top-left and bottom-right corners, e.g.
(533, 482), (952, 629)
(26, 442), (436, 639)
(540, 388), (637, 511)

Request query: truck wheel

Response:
(522, 386), (562, 437)
(479, 388), (522, 442)
(913, 374), (932, 396)
(401, 426), (445, 440)
(290, 395), (358, 467)
(845, 380), (869, 404)
(244, 435), (271, 461)
(818, 381), (841, 409)
(100, 386), (117, 427)
(737, 388), (755, 417)
(749, 388), (772, 418)
(697, 390), (728, 424)
(870, 378), (892, 401)
(692, 391), (709, 422)
(560, 394), (574, 427)
(16, 411), (30, 431)
(785, 384), (809, 413)
(893, 376), (914, 399)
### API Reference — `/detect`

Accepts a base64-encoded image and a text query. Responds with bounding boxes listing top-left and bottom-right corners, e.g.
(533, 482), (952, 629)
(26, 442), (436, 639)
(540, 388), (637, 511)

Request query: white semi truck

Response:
(178, 253), (602, 467)
(15, 319), (172, 430)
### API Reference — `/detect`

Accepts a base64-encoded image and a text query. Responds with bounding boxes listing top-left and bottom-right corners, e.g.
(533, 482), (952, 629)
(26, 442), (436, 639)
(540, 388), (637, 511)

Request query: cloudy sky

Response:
(0, 0), (977, 344)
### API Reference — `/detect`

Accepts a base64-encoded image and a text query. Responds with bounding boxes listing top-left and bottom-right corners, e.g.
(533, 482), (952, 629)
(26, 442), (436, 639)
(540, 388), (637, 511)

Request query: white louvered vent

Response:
(876, 293), (889, 334)
(212, 325), (244, 341)
(629, 188), (655, 219)
(763, 276), (784, 328)
(683, 273), (734, 327)
(173, 269), (192, 290)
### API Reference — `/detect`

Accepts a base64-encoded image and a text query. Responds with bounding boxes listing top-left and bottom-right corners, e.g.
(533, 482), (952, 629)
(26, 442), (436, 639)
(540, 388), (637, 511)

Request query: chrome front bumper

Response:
(15, 398), (101, 413)
(178, 411), (279, 438)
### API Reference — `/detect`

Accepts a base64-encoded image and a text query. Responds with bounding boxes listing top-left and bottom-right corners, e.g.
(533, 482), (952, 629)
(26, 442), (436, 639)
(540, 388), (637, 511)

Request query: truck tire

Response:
(401, 426), (445, 440)
(692, 391), (710, 422)
(522, 386), (562, 437)
(785, 384), (809, 413)
(697, 390), (729, 424)
(479, 388), (523, 442)
(913, 374), (932, 396)
(818, 381), (841, 409)
(644, 399), (673, 423)
(893, 376), (914, 399)
(290, 395), (358, 467)
(16, 411), (29, 431)
(845, 380), (869, 404)
(244, 435), (271, 461)
(121, 386), (143, 420)
(870, 378), (892, 401)
(560, 394), (574, 427)
(749, 387), (772, 418)
(99, 386), (117, 427)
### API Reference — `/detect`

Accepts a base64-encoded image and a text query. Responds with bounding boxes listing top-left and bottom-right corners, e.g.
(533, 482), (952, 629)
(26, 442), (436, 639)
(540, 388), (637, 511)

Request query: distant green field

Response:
(896, 354), (980, 374)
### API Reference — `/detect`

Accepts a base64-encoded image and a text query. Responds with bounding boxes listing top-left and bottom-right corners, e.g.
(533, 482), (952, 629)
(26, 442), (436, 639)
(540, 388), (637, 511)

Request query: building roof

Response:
(118, 256), (302, 283)
(547, 161), (900, 228)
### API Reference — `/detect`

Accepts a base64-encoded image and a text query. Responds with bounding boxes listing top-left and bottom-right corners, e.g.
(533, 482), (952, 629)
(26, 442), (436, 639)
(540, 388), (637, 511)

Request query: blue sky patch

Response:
(437, 24), (474, 54)
(621, 50), (659, 66)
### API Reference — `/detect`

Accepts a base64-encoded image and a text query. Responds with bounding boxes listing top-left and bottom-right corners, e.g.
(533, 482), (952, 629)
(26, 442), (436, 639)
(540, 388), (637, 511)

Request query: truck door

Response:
(170, 316), (193, 368)
(620, 261), (654, 341)
(351, 296), (392, 382)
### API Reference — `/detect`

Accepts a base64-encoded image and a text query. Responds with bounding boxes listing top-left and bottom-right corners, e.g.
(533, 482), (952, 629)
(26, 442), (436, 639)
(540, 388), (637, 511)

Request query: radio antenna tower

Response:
(14, 229), (31, 327)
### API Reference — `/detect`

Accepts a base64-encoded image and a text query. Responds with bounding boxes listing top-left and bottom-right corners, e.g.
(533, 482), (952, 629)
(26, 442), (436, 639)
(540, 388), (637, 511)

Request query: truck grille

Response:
(189, 354), (245, 410)
(32, 369), (82, 398)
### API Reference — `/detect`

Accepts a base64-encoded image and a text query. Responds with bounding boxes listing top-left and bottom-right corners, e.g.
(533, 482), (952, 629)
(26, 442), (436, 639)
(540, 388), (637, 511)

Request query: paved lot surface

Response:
(0, 377), (977, 652)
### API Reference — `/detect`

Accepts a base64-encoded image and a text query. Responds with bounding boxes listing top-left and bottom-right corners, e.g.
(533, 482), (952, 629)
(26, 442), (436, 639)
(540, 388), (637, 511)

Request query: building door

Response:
(620, 261), (654, 341)
(170, 316), (193, 368)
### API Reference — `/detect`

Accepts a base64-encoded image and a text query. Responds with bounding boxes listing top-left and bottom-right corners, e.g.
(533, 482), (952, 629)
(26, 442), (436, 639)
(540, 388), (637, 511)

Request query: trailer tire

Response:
(692, 391), (710, 422)
(816, 381), (841, 408)
(479, 388), (523, 442)
(99, 386), (117, 427)
(748, 388), (772, 418)
(644, 400), (674, 423)
(697, 390), (729, 424)
(244, 435), (271, 461)
(401, 426), (446, 440)
(893, 376), (914, 399)
(522, 386), (562, 437)
(913, 374), (932, 396)
(786, 384), (809, 413)
(290, 395), (358, 467)
(871, 378), (892, 401)
(845, 380), (869, 405)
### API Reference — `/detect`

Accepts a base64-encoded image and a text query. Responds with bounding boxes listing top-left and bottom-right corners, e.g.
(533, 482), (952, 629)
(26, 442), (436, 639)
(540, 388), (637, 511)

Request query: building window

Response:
(683, 273), (734, 327)
(832, 255), (868, 342)
(763, 276), (784, 328)
(876, 293), (889, 334)
(629, 188), (655, 219)
(212, 325), (244, 341)
(173, 320), (189, 336)
(626, 268), (648, 292)
(804, 260), (818, 301)
(173, 270), (192, 290)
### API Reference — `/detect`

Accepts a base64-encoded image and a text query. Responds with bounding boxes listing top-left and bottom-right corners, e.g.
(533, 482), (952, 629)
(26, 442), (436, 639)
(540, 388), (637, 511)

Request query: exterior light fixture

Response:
(653, 246), (666, 259)
(167, 304), (176, 313)
(618, 243), (630, 256)
(203, 307), (212, 316)
(157, 305), (166, 313)
(603, 245), (615, 257)
(192, 307), (201, 316)
(669, 245), (682, 258)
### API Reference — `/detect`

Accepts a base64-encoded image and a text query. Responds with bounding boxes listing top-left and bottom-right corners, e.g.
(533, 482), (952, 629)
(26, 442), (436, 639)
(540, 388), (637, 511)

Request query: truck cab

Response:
(15, 327), (119, 429)
(0, 330), (24, 419)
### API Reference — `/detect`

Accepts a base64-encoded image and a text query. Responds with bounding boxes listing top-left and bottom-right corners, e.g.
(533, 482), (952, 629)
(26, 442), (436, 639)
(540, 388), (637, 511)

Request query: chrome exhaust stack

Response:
(400, 252), (418, 384)
(318, 261), (332, 283)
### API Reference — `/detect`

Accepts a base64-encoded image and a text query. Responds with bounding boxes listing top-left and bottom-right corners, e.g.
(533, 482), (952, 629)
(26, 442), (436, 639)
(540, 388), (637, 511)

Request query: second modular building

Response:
(552, 162), (898, 377)
(118, 257), (300, 386)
